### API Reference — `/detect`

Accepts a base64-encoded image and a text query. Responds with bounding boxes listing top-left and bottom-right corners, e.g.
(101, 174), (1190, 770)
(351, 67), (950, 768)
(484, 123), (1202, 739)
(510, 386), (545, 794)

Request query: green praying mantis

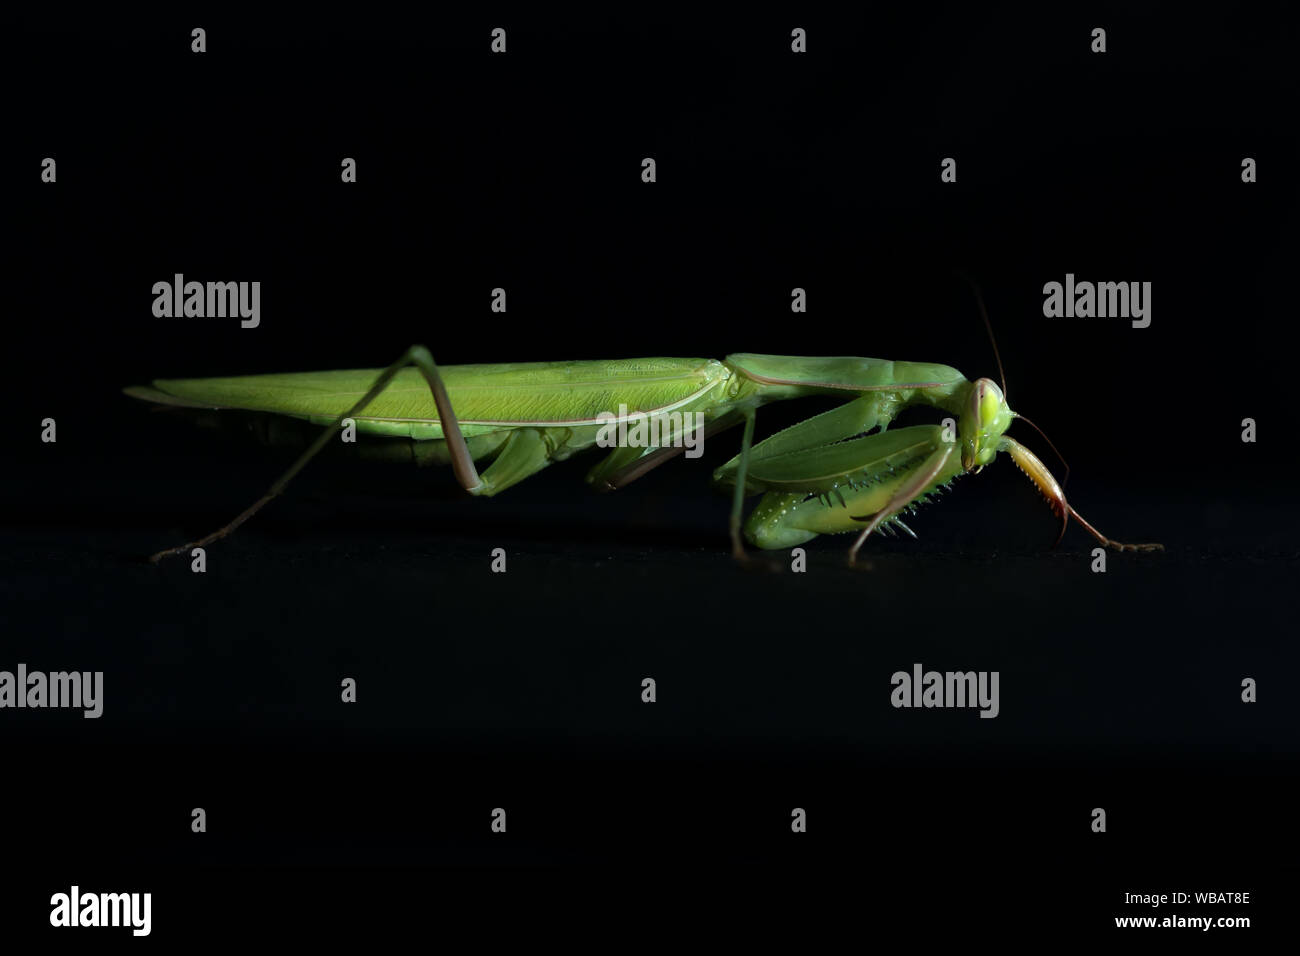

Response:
(127, 304), (1163, 565)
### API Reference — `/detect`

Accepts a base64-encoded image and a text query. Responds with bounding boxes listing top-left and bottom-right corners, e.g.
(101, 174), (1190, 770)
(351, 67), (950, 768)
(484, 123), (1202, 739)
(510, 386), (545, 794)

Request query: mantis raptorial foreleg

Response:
(148, 345), (485, 563)
(722, 424), (964, 556)
(740, 396), (888, 477)
(713, 396), (887, 492)
(846, 442), (954, 566)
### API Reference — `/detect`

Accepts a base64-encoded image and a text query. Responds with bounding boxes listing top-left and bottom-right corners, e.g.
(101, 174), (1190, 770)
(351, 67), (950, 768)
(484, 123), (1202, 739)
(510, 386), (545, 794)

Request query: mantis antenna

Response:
(961, 274), (1071, 489)
(968, 278), (1007, 400)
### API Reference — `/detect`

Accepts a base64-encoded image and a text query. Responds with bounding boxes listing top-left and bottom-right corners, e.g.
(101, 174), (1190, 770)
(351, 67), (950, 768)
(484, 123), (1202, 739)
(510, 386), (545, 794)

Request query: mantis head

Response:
(959, 377), (1013, 472)
(955, 278), (1162, 552)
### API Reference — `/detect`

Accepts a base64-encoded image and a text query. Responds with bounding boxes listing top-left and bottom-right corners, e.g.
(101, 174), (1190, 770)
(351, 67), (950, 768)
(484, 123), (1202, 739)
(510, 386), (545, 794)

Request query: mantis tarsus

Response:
(127, 322), (1163, 564)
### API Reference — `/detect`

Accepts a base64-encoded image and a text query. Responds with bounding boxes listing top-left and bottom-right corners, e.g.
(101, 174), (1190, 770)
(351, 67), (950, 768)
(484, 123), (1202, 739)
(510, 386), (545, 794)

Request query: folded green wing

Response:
(130, 358), (729, 439)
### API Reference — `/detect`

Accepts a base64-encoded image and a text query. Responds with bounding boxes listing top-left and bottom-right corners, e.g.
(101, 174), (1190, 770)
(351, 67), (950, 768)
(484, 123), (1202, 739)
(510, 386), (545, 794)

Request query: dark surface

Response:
(8, 4), (1298, 939)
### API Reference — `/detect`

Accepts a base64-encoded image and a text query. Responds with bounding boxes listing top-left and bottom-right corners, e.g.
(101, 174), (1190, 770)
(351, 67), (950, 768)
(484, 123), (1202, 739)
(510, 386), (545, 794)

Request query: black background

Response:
(7, 5), (1298, 940)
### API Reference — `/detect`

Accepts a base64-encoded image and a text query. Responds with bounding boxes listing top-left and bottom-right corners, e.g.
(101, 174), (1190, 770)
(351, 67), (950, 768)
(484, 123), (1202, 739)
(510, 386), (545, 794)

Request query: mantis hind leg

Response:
(148, 344), (481, 563)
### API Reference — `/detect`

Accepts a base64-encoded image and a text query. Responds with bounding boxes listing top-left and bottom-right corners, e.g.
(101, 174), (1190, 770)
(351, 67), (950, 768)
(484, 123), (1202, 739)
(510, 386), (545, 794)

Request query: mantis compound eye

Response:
(976, 379), (1004, 426)
(962, 378), (1004, 471)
